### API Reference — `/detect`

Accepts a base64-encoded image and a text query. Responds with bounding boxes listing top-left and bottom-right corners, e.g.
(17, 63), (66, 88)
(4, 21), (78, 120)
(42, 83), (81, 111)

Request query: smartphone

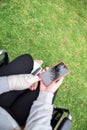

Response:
(40, 62), (70, 86)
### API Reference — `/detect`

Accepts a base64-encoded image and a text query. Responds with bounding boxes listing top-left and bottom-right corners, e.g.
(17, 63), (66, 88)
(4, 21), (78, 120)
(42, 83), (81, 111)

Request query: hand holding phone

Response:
(40, 62), (70, 86)
(40, 77), (64, 94)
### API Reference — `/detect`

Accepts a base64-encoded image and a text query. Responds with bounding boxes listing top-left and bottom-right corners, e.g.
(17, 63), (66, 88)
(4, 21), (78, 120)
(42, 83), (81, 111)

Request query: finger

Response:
(29, 82), (38, 91)
(30, 86), (36, 91)
(40, 80), (46, 91)
(42, 69), (45, 72)
(45, 67), (49, 71)
(40, 67), (49, 74)
(49, 77), (64, 88)
(33, 82), (38, 90)
(56, 77), (64, 83)
(29, 86), (34, 91)
(55, 77), (64, 86)
(40, 69), (45, 74)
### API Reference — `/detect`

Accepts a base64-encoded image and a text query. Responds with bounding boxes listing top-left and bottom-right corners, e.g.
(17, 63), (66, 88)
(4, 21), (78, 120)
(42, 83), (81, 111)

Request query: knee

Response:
(22, 54), (33, 60)
(21, 54), (33, 64)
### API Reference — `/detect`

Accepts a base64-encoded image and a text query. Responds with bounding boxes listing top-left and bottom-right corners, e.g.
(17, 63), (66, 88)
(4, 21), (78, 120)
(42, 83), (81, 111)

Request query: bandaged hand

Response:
(7, 74), (40, 91)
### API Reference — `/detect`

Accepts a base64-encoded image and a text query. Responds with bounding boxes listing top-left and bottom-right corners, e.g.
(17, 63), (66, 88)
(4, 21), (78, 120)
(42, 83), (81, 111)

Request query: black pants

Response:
(0, 54), (40, 127)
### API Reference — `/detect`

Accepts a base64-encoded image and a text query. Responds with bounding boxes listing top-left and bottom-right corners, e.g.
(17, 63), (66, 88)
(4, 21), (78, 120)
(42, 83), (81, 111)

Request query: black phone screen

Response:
(40, 62), (69, 86)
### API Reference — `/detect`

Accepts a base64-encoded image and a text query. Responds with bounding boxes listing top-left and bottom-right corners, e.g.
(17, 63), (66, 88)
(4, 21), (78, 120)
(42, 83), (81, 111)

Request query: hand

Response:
(40, 67), (64, 94)
(40, 78), (64, 94)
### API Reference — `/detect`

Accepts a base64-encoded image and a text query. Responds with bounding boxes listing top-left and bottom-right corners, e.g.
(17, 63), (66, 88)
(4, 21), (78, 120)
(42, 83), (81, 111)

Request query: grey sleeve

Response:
(25, 91), (54, 130)
(0, 107), (21, 130)
(0, 77), (10, 94)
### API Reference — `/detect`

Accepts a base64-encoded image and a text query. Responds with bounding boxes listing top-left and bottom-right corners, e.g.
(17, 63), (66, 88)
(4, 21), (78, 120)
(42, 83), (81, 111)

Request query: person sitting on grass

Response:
(0, 53), (63, 130)
(0, 72), (63, 130)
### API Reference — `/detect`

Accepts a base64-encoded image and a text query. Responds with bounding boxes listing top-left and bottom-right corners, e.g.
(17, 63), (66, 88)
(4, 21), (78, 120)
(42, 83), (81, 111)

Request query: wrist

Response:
(37, 91), (54, 104)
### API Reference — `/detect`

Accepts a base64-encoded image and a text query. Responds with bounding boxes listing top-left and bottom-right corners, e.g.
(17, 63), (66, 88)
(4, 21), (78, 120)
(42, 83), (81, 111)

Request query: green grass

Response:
(0, 0), (87, 130)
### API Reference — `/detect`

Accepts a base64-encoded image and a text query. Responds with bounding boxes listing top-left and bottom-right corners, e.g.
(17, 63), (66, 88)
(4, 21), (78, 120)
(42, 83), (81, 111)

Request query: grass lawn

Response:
(0, 0), (87, 130)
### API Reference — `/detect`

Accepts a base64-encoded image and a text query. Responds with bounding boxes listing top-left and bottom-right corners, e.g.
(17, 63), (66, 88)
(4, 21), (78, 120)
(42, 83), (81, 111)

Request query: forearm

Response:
(25, 91), (54, 130)
(7, 74), (39, 90)
(0, 74), (39, 94)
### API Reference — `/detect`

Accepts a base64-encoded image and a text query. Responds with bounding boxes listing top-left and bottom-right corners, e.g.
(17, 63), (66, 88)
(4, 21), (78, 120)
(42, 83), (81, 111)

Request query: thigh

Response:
(0, 54), (33, 76)
(0, 54), (34, 108)
(0, 90), (25, 108)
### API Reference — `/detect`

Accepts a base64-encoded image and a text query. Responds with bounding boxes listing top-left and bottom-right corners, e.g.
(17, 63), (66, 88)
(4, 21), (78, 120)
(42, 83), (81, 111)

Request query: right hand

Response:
(40, 68), (64, 94)
(40, 78), (64, 94)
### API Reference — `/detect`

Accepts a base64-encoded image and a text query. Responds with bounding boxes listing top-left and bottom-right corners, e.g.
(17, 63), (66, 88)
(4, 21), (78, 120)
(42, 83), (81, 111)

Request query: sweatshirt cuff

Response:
(37, 91), (54, 104)
(0, 77), (10, 94)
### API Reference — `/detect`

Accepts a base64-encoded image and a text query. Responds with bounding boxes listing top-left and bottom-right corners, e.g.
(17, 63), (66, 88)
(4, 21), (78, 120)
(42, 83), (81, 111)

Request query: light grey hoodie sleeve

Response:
(0, 88), (54, 130)
(0, 74), (39, 94)
(0, 74), (40, 93)
(0, 107), (21, 130)
(0, 77), (10, 94)
(25, 91), (54, 130)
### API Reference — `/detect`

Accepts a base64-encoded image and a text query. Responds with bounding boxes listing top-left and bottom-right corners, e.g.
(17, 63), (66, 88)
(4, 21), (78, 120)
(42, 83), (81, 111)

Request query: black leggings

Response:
(0, 54), (40, 127)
